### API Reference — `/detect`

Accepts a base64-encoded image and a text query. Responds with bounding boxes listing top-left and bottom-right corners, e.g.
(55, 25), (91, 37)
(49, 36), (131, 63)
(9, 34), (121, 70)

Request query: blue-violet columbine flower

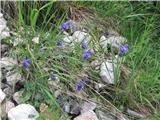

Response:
(60, 20), (71, 31)
(82, 50), (91, 59)
(120, 44), (129, 56)
(75, 81), (86, 92)
(81, 41), (87, 49)
(56, 41), (63, 46)
(22, 59), (30, 68)
(50, 74), (56, 81)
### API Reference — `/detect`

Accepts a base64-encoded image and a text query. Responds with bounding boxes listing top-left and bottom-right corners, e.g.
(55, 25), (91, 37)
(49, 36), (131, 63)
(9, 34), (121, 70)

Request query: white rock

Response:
(0, 57), (17, 70)
(99, 36), (106, 42)
(59, 35), (75, 48)
(62, 31), (69, 36)
(81, 101), (97, 113)
(100, 61), (115, 84)
(100, 36), (126, 48)
(95, 83), (105, 90)
(127, 109), (145, 118)
(13, 91), (24, 104)
(64, 102), (71, 113)
(6, 72), (21, 86)
(0, 31), (10, 40)
(63, 36), (73, 43)
(74, 110), (99, 120)
(0, 12), (10, 40)
(3, 86), (12, 97)
(32, 36), (39, 44)
(72, 31), (91, 43)
(0, 12), (3, 18)
(5, 101), (15, 113)
(8, 104), (39, 120)
(0, 89), (6, 103)
(1, 31), (10, 40)
(0, 19), (7, 30)
(0, 100), (15, 118)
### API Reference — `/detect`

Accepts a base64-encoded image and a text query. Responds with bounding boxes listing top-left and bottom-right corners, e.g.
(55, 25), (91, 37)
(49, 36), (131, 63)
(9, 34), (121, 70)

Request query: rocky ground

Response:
(0, 10), (151, 120)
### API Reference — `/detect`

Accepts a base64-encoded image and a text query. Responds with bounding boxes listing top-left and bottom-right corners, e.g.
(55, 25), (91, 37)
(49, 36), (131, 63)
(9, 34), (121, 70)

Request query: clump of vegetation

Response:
(1, 1), (160, 120)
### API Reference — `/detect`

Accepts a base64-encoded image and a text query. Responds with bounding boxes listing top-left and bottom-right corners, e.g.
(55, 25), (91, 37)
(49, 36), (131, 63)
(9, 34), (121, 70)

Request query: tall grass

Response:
(15, 1), (67, 119)
(81, 1), (160, 114)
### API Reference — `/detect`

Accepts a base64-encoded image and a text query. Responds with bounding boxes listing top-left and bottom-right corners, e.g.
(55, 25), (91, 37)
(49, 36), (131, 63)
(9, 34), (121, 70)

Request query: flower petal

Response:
(81, 41), (87, 49)
(82, 50), (91, 59)
(75, 81), (85, 92)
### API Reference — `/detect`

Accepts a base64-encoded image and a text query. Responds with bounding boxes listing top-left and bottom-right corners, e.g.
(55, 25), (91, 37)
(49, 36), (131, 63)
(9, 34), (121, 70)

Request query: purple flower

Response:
(56, 41), (63, 46)
(22, 59), (30, 68)
(120, 44), (129, 56)
(60, 21), (71, 31)
(50, 74), (56, 81)
(82, 50), (91, 59)
(75, 81), (85, 92)
(81, 41), (87, 49)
